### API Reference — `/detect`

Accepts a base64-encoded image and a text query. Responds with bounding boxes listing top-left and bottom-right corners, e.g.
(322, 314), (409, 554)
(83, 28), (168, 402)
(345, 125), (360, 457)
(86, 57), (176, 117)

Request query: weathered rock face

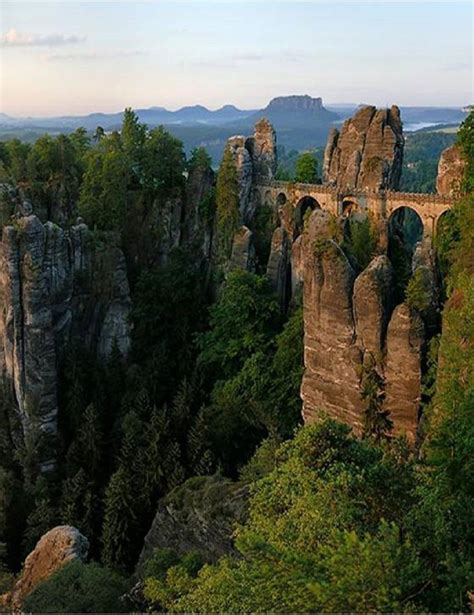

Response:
(383, 304), (424, 443)
(323, 105), (404, 191)
(137, 475), (248, 572)
(266, 227), (291, 311)
(300, 210), (363, 430)
(299, 207), (427, 442)
(436, 144), (466, 197)
(223, 119), (277, 233)
(226, 136), (254, 225)
(0, 215), (131, 441)
(229, 226), (255, 272)
(183, 165), (215, 260)
(353, 255), (394, 361)
(8, 525), (89, 610)
(248, 118), (277, 182)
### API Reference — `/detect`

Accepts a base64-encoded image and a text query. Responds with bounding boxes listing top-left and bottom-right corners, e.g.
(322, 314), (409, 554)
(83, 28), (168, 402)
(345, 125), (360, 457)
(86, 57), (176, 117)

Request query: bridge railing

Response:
(255, 180), (455, 206)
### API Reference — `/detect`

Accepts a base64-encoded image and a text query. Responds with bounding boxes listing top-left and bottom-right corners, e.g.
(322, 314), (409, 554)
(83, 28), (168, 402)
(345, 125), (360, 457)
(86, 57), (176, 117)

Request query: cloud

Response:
(48, 50), (147, 61)
(1, 28), (85, 47)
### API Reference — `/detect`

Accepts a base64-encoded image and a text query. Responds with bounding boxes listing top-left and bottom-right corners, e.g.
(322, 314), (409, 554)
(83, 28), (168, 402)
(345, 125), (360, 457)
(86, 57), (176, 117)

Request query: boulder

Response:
(9, 526), (89, 610)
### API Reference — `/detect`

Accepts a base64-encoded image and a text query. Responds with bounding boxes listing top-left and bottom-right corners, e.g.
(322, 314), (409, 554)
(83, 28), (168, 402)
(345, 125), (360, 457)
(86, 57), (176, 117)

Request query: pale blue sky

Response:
(0, 1), (472, 116)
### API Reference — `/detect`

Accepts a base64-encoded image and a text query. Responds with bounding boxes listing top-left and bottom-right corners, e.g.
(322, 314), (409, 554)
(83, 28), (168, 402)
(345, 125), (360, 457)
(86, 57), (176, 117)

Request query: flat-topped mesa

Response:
(323, 105), (404, 191)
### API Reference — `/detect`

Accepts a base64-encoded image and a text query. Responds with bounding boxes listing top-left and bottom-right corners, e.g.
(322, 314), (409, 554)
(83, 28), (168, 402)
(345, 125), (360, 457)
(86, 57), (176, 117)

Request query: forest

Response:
(0, 108), (472, 613)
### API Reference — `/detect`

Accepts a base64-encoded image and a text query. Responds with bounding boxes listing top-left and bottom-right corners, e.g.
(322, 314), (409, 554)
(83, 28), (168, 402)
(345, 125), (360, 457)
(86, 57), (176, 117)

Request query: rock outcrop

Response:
(248, 118), (277, 182)
(353, 255), (394, 361)
(0, 214), (131, 444)
(323, 105), (404, 191)
(266, 227), (291, 311)
(220, 120), (277, 267)
(137, 475), (249, 572)
(229, 226), (255, 272)
(436, 144), (466, 197)
(384, 304), (424, 443)
(300, 209), (427, 442)
(300, 210), (363, 430)
(8, 526), (89, 610)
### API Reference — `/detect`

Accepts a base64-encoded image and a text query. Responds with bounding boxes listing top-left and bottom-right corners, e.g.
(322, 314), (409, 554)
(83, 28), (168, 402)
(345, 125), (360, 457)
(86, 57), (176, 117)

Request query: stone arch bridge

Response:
(254, 180), (454, 238)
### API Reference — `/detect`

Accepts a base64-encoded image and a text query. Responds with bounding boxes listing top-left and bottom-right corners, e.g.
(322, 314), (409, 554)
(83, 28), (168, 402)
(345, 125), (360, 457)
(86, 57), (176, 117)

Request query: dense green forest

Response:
(0, 111), (472, 613)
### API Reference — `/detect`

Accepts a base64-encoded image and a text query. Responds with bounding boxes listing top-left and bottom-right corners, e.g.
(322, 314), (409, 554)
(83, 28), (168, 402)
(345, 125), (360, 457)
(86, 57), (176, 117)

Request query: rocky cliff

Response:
(0, 210), (132, 452)
(137, 475), (249, 571)
(222, 119), (277, 272)
(436, 144), (466, 197)
(323, 105), (404, 190)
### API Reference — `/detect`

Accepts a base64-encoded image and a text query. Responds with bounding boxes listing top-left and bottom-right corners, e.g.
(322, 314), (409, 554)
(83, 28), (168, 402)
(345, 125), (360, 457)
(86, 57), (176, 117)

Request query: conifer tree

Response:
(101, 466), (137, 571)
(61, 468), (94, 540)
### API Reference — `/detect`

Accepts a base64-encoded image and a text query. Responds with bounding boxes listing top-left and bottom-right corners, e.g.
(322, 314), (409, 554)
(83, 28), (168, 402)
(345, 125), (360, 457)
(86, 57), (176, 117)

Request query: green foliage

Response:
(198, 270), (279, 380)
(295, 151), (318, 183)
(400, 131), (456, 193)
(23, 560), (130, 613)
(360, 357), (391, 441)
(143, 550), (205, 610)
(131, 249), (207, 403)
(187, 146), (212, 172)
(146, 421), (421, 613)
(458, 110), (474, 193)
(216, 147), (239, 259)
(79, 147), (129, 231)
(342, 215), (377, 270)
(405, 266), (432, 314)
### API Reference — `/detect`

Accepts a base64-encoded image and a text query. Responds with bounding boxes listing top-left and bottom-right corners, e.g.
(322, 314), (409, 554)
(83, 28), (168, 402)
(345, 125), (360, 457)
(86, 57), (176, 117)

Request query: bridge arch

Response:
(340, 197), (361, 218)
(294, 195), (320, 239)
(388, 205), (424, 249)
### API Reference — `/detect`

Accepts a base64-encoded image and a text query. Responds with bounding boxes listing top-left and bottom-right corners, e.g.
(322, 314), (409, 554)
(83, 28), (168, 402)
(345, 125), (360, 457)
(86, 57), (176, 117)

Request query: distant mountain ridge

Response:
(0, 95), (338, 130)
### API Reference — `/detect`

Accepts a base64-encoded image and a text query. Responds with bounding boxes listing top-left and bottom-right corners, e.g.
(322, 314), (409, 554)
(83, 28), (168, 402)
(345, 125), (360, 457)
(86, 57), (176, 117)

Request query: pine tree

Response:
(164, 441), (186, 490)
(66, 404), (103, 481)
(101, 466), (137, 571)
(60, 468), (94, 539)
(187, 407), (215, 475)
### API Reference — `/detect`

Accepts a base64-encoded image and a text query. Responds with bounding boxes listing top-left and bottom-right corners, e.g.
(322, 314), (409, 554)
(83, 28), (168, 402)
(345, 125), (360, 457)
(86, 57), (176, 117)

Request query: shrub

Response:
(22, 560), (130, 613)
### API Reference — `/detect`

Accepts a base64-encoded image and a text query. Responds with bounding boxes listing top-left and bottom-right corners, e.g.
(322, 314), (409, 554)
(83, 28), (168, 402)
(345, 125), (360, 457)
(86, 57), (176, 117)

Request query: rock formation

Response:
(0, 214), (131, 446)
(300, 210), (363, 429)
(137, 475), (248, 571)
(384, 304), (424, 443)
(220, 120), (277, 264)
(353, 255), (394, 361)
(436, 144), (466, 197)
(248, 118), (277, 182)
(266, 227), (291, 311)
(7, 525), (89, 610)
(299, 207), (427, 442)
(323, 105), (404, 191)
(230, 226), (255, 272)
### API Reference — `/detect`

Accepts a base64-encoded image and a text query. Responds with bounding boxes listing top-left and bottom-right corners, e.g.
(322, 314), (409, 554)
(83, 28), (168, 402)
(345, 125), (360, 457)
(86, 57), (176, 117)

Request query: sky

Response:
(0, 1), (472, 116)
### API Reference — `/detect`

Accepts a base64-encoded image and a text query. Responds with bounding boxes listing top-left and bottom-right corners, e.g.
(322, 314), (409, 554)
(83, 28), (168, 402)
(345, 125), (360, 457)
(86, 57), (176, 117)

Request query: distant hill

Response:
(0, 97), (467, 164)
